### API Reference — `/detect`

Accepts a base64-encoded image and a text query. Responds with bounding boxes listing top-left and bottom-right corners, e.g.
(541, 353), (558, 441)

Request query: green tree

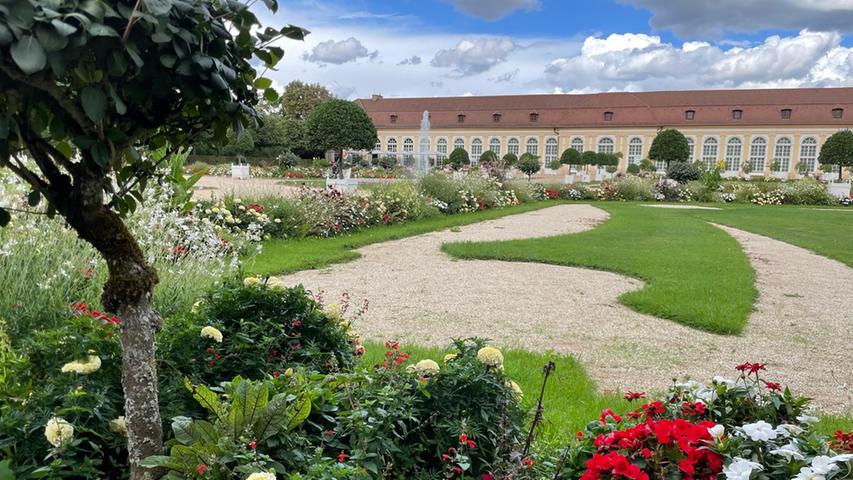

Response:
(560, 148), (581, 168)
(502, 152), (518, 168)
(306, 99), (377, 178)
(0, 2), (305, 476)
(517, 153), (542, 181)
(446, 147), (470, 170)
(819, 130), (853, 181)
(649, 129), (690, 167)
(581, 150), (599, 171)
(480, 150), (498, 164)
(281, 80), (333, 120)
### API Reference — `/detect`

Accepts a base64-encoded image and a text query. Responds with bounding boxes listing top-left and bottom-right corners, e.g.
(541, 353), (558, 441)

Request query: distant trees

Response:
(649, 129), (691, 167)
(819, 130), (853, 181)
(281, 80), (333, 120)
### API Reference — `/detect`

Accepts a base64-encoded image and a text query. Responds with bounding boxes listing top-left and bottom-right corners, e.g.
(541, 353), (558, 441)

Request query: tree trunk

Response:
(61, 176), (164, 480)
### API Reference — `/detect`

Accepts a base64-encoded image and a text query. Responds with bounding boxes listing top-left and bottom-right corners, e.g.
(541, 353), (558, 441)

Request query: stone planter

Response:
(231, 164), (250, 179)
(828, 181), (851, 198)
(326, 178), (359, 194)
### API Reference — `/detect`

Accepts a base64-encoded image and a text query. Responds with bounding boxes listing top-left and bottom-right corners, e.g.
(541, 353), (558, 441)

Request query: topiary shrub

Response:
(446, 148), (471, 171)
(666, 162), (702, 183)
(378, 156), (398, 171)
(517, 153), (542, 181)
(626, 164), (640, 175)
(547, 159), (562, 170)
(480, 150), (498, 164)
(560, 148), (581, 167)
(502, 152), (519, 168)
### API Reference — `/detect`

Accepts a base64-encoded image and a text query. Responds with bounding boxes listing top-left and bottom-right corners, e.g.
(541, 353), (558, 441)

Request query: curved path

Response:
(275, 205), (853, 412)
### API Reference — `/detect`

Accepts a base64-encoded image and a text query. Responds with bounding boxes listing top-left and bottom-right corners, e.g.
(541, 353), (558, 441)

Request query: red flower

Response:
(207, 361), (214, 367)
(249, 441), (256, 450)
(482, 473), (496, 480)
(196, 464), (207, 474)
(272, 370), (281, 378)
(523, 457), (534, 469)
(453, 466), (462, 474)
(599, 409), (623, 424)
(763, 380), (782, 391)
(337, 452), (348, 462)
(624, 391), (646, 401)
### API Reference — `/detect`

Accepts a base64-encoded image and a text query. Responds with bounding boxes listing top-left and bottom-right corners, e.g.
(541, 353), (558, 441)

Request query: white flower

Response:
(506, 380), (523, 399)
(233, 198), (242, 204)
(809, 456), (839, 476)
(443, 353), (457, 363)
(415, 359), (440, 375)
(246, 472), (276, 480)
(44, 417), (74, 448)
(741, 421), (778, 441)
(695, 387), (718, 403)
(267, 277), (287, 291)
(243, 276), (262, 287)
(775, 423), (804, 437)
(723, 458), (763, 480)
(713, 376), (737, 388)
(707, 424), (725, 440)
(797, 414), (820, 425)
(476, 346), (504, 368)
(769, 441), (804, 461)
(61, 355), (101, 375)
(831, 454), (853, 463)
(200, 326), (223, 343)
(793, 467), (825, 480)
(109, 416), (128, 436)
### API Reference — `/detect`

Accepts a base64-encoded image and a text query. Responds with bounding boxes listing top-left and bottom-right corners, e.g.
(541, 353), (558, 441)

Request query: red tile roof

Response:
(356, 88), (853, 129)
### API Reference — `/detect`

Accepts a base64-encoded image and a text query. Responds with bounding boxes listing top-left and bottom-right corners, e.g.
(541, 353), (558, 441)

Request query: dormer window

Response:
(493, 113), (502, 123)
(781, 109), (792, 120)
(457, 114), (466, 124)
(832, 108), (844, 119)
(529, 112), (539, 122)
(603, 111), (614, 121)
(390, 114), (397, 124)
(685, 110), (695, 120)
(732, 109), (743, 120)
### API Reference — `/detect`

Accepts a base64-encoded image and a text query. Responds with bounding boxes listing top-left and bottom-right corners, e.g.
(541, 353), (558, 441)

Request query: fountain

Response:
(417, 110), (430, 175)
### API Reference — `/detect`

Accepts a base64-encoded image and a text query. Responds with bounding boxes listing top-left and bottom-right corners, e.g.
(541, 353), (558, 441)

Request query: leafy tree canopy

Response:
(281, 80), (332, 120)
(819, 130), (853, 180)
(305, 99), (376, 153)
(446, 147), (470, 171)
(560, 148), (581, 165)
(649, 129), (690, 166)
(581, 150), (598, 166)
(517, 153), (541, 179)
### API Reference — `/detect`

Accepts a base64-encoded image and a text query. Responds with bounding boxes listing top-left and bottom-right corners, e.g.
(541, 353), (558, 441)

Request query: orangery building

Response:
(356, 88), (853, 179)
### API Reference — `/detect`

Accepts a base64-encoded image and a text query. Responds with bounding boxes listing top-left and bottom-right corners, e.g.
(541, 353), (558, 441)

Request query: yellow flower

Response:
(109, 416), (128, 436)
(246, 473), (276, 480)
(267, 277), (287, 291)
(233, 198), (242, 204)
(61, 355), (101, 375)
(200, 326), (223, 343)
(191, 300), (204, 314)
(443, 353), (457, 364)
(326, 303), (342, 320)
(415, 359), (440, 375)
(284, 368), (294, 378)
(44, 417), (74, 448)
(506, 380), (523, 399)
(476, 346), (504, 368)
(243, 277), (262, 287)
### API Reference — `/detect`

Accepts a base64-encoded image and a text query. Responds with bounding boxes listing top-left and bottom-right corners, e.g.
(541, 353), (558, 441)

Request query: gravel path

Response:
(194, 176), (304, 200)
(275, 204), (853, 412)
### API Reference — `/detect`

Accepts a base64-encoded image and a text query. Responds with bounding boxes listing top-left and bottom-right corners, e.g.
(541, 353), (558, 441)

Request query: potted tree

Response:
(517, 153), (542, 182)
(818, 130), (853, 198)
(561, 148), (582, 184)
(580, 151), (598, 182)
(502, 152), (518, 179)
(446, 147), (471, 178)
(649, 129), (690, 170)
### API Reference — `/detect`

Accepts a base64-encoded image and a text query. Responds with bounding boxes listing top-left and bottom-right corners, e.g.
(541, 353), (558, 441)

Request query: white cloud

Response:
(302, 37), (376, 64)
(449, 0), (541, 20)
(431, 38), (520, 76)
(621, 0), (853, 36)
(398, 55), (422, 66)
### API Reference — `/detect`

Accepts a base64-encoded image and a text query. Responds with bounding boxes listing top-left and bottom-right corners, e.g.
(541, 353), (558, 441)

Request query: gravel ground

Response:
(194, 176), (305, 200)
(275, 204), (853, 412)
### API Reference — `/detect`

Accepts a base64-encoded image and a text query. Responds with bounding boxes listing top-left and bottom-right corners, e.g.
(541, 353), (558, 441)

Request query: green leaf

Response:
(160, 54), (177, 68)
(35, 23), (68, 52)
(88, 23), (118, 37)
(108, 86), (127, 115)
(0, 459), (14, 479)
(0, 24), (13, 46)
(0, 208), (10, 228)
(254, 77), (272, 89)
(263, 88), (278, 102)
(226, 380), (269, 440)
(81, 86), (107, 123)
(10, 35), (47, 74)
(143, 0), (173, 16)
(280, 25), (310, 41)
(50, 18), (77, 36)
(185, 379), (224, 421)
(27, 190), (40, 207)
(56, 141), (74, 158)
(91, 143), (109, 167)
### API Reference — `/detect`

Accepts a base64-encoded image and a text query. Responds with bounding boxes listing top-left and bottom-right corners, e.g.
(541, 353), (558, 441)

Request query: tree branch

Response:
(2, 154), (50, 195)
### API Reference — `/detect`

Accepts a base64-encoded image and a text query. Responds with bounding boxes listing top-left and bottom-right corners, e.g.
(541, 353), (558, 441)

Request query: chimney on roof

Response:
(371, 94), (383, 101)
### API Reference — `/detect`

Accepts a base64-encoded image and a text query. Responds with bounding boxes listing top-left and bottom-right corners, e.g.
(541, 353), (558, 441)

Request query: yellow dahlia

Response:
(109, 416), (128, 436)
(506, 380), (523, 399)
(246, 473), (276, 480)
(61, 355), (101, 375)
(443, 353), (457, 364)
(477, 346), (504, 368)
(415, 359), (440, 375)
(44, 417), (74, 448)
(200, 326), (223, 343)
(243, 277), (262, 287)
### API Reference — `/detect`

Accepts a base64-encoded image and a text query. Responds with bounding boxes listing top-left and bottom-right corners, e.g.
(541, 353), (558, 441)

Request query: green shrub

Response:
(278, 151), (302, 169)
(779, 178), (836, 205)
(547, 159), (562, 170)
(614, 176), (655, 201)
(502, 152), (518, 168)
(666, 162), (702, 183)
(626, 164), (640, 175)
(446, 148), (470, 171)
(560, 148), (581, 167)
(313, 158), (331, 169)
(480, 150), (498, 164)
(371, 182), (433, 221)
(517, 153), (542, 180)
(378, 156), (398, 171)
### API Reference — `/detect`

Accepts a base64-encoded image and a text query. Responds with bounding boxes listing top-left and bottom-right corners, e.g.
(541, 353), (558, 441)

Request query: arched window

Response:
(387, 138), (397, 154)
(489, 138), (501, 156)
(403, 138), (414, 162)
(627, 137), (643, 165)
(454, 137), (465, 152)
(507, 138), (520, 155)
(749, 137), (767, 172)
(571, 137), (584, 152)
(687, 138), (695, 163)
(724, 138), (742, 172)
(597, 137), (614, 154)
(774, 138), (792, 173)
(544, 138), (558, 164)
(799, 137), (818, 173)
(526, 138), (539, 156)
(373, 140), (381, 153)
(471, 138), (483, 163)
(436, 138), (448, 161)
(702, 138), (718, 169)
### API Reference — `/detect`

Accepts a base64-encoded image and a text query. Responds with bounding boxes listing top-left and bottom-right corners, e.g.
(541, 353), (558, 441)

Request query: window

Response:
(526, 138), (539, 156)
(687, 138), (695, 163)
(685, 110), (695, 120)
(457, 114), (466, 124)
(604, 111), (614, 121)
(732, 109), (743, 120)
(453, 137), (465, 152)
(749, 137), (767, 172)
(571, 137), (584, 152)
(373, 141), (381, 153)
(470, 138), (483, 163)
(390, 114), (397, 124)
(529, 112), (539, 122)
(597, 137), (614, 154)
(489, 138), (501, 156)
(781, 109), (792, 120)
(493, 113), (502, 123)
(507, 137), (520, 155)
(627, 137), (643, 165)
(403, 138), (414, 160)
(832, 108), (844, 119)
(799, 137), (818, 173)
(544, 138), (558, 165)
(774, 137), (792, 173)
(387, 138), (397, 154)
(702, 138), (719, 170)
(725, 138), (742, 172)
(436, 138), (448, 161)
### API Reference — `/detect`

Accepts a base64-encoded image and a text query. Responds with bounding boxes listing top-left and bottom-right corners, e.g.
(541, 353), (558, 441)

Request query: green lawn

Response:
(244, 201), (564, 276)
(690, 205), (853, 267)
(442, 202), (756, 335)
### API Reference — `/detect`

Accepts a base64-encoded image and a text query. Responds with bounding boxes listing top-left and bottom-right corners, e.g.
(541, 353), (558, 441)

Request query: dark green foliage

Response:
(480, 150), (498, 164)
(666, 162), (703, 183)
(626, 164), (640, 174)
(581, 150), (599, 166)
(305, 100), (377, 154)
(502, 152), (518, 168)
(281, 80), (333, 120)
(278, 151), (301, 169)
(517, 153), (542, 180)
(446, 147), (470, 170)
(560, 148), (581, 166)
(379, 155), (398, 171)
(649, 129), (691, 167)
(819, 129), (853, 180)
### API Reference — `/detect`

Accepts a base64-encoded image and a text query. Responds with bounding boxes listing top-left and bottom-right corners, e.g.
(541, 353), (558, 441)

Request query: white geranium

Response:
(809, 456), (839, 476)
(769, 441), (805, 461)
(723, 458), (763, 480)
(776, 424), (804, 437)
(793, 467), (825, 480)
(797, 414), (820, 425)
(708, 424), (725, 440)
(741, 421), (777, 441)
(695, 386), (718, 403)
(831, 454), (853, 463)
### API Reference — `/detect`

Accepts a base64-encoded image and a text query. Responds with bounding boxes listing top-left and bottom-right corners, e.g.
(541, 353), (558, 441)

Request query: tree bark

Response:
(61, 175), (164, 480)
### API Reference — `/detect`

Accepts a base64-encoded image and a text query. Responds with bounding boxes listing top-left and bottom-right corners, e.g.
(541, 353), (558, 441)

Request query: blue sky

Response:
(263, 0), (853, 98)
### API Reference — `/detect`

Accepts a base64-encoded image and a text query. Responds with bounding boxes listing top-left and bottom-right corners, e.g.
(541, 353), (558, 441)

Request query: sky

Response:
(259, 0), (853, 99)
